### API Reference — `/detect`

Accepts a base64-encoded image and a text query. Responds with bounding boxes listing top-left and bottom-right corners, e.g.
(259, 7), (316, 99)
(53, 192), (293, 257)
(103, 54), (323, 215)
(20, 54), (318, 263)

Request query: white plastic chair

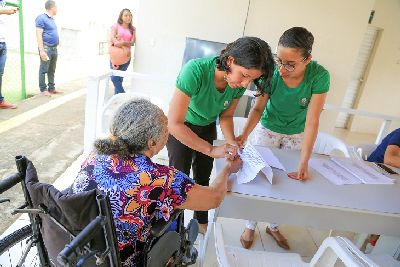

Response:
(98, 92), (167, 138)
(350, 144), (378, 160)
(214, 223), (380, 267)
(313, 132), (350, 157)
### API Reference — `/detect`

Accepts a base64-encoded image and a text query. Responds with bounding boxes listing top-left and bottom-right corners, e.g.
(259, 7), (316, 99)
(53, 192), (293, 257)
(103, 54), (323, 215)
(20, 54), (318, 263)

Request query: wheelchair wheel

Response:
(0, 224), (41, 267)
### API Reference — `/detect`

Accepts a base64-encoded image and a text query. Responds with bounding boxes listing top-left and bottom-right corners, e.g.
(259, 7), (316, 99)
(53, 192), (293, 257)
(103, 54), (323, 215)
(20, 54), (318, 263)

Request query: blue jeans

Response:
(39, 46), (58, 92)
(110, 59), (130, 95)
(0, 42), (7, 102)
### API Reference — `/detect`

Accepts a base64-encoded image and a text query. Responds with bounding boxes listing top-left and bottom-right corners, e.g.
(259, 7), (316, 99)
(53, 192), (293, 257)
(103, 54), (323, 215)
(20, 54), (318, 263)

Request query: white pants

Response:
(251, 124), (303, 150)
(245, 124), (303, 231)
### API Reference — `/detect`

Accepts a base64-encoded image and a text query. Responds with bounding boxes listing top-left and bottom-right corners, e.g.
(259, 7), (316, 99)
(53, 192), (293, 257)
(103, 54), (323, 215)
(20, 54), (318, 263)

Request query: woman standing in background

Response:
(109, 8), (136, 94)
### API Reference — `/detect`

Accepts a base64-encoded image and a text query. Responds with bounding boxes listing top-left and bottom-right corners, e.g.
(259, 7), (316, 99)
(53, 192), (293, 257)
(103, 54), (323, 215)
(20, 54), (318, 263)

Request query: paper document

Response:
(255, 146), (286, 171)
(309, 158), (361, 185)
(237, 143), (273, 184)
(310, 157), (394, 185)
(331, 157), (394, 184)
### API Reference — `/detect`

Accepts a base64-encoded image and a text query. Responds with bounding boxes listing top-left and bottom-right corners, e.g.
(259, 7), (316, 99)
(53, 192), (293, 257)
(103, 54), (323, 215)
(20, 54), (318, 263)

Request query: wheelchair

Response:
(0, 156), (199, 266)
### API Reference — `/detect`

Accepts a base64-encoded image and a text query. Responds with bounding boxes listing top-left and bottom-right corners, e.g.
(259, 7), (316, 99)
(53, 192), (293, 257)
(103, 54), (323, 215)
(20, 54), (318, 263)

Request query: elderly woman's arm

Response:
(177, 157), (242, 210)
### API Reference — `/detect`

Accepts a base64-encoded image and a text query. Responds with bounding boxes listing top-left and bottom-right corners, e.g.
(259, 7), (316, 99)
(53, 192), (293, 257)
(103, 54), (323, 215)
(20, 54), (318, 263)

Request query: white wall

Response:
(9, 0), (397, 135)
(243, 0), (374, 133)
(133, 0), (249, 77)
(134, 0), (374, 133)
(350, 0), (400, 134)
(6, 0), (139, 55)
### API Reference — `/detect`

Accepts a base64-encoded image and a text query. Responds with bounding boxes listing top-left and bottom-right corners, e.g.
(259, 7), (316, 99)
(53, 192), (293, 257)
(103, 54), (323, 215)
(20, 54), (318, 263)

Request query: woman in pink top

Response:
(109, 8), (136, 94)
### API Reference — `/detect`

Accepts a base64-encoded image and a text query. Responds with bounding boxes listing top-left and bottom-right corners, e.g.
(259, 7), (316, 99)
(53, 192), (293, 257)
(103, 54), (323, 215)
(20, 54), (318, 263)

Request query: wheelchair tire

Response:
(0, 224), (43, 267)
(0, 224), (32, 254)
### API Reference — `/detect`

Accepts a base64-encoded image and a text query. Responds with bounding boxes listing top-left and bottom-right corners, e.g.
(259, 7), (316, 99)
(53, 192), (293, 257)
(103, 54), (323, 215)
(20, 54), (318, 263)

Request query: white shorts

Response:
(251, 124), (303, 150)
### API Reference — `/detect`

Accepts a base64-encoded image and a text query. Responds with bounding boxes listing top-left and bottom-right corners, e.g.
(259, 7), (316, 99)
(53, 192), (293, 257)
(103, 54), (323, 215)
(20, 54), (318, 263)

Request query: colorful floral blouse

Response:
(72, 152), (195, 266)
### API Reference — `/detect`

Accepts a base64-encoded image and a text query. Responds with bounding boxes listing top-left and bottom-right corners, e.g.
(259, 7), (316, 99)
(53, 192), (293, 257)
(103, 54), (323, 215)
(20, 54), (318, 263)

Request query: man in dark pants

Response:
(35, 0), (62, 96)
(0, 2), (17, 109)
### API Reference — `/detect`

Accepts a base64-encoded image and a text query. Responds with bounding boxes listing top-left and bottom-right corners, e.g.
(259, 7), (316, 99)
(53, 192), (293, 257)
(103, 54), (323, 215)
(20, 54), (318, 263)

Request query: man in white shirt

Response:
(0, 2), (17, 109)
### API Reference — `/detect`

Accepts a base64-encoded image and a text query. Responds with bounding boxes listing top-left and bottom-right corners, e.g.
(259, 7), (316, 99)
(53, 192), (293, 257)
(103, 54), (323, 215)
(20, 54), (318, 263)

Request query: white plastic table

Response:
(214, 147), (400, 237)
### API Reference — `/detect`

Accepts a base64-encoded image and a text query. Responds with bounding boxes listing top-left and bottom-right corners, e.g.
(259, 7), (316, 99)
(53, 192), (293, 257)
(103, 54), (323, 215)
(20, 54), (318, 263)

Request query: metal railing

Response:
(324, 104), (400, 144)
(84, 71), (400, 155)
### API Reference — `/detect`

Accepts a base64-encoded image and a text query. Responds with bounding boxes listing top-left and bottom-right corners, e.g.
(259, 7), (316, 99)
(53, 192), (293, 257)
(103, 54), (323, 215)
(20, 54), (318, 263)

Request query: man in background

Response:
(35, 0), (62, 96)
(0, 1), (17, 109)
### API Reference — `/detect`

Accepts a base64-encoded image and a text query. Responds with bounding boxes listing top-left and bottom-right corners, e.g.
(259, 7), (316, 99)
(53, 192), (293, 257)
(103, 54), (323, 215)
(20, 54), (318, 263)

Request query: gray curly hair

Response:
(94, 98), (166, 156)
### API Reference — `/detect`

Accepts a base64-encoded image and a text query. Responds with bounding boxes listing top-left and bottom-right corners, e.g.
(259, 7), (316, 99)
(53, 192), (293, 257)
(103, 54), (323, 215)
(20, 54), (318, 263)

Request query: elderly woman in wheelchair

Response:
(72, 98), (241, 266)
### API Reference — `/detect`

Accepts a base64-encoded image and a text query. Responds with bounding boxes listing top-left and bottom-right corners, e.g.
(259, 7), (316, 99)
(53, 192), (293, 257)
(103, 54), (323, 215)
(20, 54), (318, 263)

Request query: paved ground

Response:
(0, 78), (86, 234)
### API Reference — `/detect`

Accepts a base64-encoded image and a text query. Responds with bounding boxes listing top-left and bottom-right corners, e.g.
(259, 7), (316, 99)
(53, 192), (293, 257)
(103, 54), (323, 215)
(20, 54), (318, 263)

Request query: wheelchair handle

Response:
(57, 215), (105, 266)
(0, 173), (22, 194)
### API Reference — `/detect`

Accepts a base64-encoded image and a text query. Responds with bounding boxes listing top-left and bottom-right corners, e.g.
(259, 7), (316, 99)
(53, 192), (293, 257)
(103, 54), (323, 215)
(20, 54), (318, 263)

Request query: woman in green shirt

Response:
(238, 27), (330, 249)
(167, 37), (275, 234)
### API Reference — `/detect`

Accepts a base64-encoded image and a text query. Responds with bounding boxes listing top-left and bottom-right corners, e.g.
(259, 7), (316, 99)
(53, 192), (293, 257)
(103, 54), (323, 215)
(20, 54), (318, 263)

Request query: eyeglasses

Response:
(273, 54), (307, 72)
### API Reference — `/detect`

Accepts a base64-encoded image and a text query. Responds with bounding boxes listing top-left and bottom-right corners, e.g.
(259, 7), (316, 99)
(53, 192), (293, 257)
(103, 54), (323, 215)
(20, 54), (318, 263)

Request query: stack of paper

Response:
(310, 157), (394, 185)
(236, 143), (285, 184)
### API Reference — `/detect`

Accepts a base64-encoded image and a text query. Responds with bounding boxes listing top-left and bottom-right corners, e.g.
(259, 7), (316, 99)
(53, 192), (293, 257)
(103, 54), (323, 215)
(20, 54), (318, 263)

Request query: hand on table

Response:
(287, 162), (309, 181)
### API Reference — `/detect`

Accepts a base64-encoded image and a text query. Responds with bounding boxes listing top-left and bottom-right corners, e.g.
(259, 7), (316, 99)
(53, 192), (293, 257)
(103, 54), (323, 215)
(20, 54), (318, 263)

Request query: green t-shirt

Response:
(260, 61), (330, 135)
(176, 56), (246, 126)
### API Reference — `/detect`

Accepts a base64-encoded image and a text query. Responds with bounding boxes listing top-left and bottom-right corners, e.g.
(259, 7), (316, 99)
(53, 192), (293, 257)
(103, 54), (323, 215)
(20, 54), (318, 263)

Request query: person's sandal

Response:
(266, 227), (290, 250)
(240, 230), (254, 249)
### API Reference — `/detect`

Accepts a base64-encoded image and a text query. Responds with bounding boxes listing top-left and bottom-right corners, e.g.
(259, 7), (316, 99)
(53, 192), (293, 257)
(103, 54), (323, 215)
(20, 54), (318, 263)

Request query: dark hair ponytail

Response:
(278, 27), (314, 58)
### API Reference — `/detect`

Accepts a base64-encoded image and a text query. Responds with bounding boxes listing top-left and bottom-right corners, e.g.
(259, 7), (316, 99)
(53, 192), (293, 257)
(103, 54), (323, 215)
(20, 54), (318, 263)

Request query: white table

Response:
(214, 147), (400, 237)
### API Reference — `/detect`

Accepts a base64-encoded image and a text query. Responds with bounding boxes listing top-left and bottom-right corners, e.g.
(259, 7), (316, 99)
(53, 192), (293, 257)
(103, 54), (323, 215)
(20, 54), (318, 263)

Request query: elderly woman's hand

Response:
(209, 143), (238, 159)
(225, 156), (243, 174)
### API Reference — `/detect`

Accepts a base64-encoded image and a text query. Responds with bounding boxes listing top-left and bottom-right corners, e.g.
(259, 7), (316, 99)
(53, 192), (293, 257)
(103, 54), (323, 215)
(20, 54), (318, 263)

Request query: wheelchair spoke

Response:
(0, 225), (41, 266)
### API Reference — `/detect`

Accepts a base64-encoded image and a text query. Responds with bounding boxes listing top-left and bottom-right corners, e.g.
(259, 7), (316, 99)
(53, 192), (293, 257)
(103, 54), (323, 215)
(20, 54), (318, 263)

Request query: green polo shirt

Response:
(260, 61), (330, 135)
(176, 56), (246, 126)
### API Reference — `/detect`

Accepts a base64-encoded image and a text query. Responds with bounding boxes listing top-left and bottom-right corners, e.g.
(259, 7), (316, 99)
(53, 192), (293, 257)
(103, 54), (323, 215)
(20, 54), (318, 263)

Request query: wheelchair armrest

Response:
(57, 215), (105, 266)
(150, 209), (183, 238)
